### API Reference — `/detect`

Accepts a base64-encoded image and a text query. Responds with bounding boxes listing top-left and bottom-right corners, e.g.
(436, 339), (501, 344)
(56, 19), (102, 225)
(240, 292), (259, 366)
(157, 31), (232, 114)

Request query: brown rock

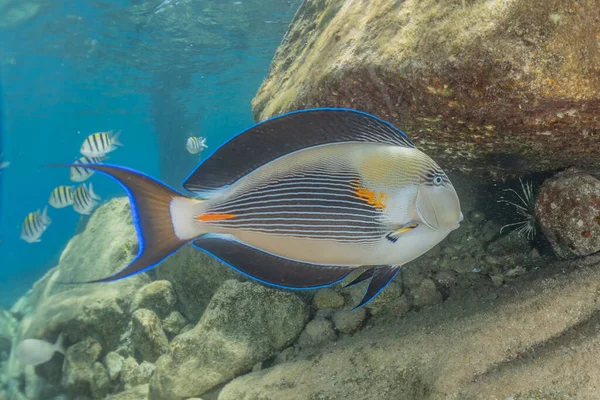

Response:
(536, 168), (600, 258)
(252, 0), (600, 180)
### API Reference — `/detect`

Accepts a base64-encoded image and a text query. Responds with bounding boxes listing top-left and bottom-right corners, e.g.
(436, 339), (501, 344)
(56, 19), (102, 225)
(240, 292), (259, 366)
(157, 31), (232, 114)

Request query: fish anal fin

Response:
(193, 235), (355, 289)
(342, 267), (375, 288)
(353, 266), (400, 309)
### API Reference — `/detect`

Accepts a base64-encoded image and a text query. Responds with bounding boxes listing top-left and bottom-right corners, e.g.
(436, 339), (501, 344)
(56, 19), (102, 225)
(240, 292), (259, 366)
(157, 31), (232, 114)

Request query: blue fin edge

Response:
(353, 267), (401, 310)
(191, 234), (350, 292)
(51, 163), (188, 283)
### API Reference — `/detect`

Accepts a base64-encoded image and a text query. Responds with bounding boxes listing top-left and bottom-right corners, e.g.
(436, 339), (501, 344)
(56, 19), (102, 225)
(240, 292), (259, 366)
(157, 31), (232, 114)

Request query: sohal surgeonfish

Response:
(58, 109), (463, 308)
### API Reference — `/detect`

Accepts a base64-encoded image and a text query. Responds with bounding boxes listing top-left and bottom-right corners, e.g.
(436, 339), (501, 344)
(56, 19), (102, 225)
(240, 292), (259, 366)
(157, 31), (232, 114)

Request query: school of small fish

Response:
(19, 129), (207, 243)
(19, 130), (122, 243)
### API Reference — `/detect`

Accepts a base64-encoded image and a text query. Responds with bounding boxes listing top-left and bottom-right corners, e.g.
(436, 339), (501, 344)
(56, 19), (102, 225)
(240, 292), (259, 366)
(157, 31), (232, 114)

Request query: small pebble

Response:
(490, 274), (504, 287)
(505, 266), (526, 278)
(332, 308), (367, 334)
(411, 279), (442, 308)
(298, 317), (337, 348)
(103, 352), (124, 381)
(274, 346), (297, 365)
(468, 210), (486, 224)
(312, 288), (345, 309)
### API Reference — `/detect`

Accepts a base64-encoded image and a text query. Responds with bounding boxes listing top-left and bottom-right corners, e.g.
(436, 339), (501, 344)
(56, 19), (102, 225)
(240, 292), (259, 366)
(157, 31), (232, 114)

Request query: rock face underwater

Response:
(2, 0), (600, 399)
(252, 0), (600, 181)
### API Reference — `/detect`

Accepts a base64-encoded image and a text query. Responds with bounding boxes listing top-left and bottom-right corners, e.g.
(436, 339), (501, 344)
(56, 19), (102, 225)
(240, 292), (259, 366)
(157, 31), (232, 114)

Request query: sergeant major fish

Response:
(80, 130), (122, 157)
(59, 109), (462, 308)
(49, 185), (74, 208)
(186, 136), (208, 154)
(20, 206), (51, 243)
(70, 156), (105, 182)
(72, 183), (101, 215)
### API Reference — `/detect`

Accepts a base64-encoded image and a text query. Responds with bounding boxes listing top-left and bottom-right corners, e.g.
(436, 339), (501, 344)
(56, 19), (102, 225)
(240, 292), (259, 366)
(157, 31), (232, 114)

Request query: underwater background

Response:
(0, 0), (301, 308)
(1, 0), (600, 399)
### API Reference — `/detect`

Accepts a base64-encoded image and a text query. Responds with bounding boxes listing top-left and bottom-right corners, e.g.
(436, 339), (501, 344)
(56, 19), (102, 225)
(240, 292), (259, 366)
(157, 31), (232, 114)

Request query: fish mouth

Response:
(416, 185), (462, 231)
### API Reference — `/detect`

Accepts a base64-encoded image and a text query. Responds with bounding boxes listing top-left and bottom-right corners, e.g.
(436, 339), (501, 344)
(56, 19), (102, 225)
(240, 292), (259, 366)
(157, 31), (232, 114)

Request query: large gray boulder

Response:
(149, 280), (309, 399)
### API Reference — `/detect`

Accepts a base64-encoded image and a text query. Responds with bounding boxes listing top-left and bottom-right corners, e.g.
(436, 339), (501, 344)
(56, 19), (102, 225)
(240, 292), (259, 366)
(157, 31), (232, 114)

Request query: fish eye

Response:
(432, 174), (444, 186)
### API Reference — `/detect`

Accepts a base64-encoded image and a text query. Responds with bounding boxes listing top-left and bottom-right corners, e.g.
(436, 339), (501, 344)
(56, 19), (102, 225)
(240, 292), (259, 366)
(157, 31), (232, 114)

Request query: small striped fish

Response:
(186, 136), (207, 154)
(80, 130), (122, 157)
(72, 183), (101, 215)
(20, 206), (51, 243)
(48, 185), (74, 208)
(70, 156), (105, 182)
(59, 109), (462, 309)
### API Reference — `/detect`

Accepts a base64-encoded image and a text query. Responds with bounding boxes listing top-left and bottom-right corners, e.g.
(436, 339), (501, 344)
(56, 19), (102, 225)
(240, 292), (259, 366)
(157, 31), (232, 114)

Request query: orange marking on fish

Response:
(351, 180), (388, 210)
(196, 213), (237, 222)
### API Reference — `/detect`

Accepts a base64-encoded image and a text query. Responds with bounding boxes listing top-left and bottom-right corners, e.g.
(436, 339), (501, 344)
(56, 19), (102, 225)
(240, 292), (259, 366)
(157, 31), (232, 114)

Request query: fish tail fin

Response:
(51, 163), (206, 283)
(111, 130), (123, 147)
(88, 183), (101, 201)
(54, 333), (65, 354)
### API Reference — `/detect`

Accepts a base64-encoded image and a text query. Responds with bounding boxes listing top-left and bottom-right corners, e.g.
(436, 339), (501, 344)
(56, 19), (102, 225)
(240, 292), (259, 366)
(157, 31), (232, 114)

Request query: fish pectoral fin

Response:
(193, 234), (355, 289)
(354, 265), (401, 309)
(385, 222), (419, 243)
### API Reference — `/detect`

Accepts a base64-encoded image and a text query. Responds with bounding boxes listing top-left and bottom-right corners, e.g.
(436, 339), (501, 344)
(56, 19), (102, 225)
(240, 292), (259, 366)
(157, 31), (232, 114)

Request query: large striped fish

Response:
(61, 109), (462, 308)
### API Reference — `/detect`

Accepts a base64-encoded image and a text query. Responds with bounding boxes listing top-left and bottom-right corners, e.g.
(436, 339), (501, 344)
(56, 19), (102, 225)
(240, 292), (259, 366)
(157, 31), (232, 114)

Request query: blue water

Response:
(0, 0), (300, 308)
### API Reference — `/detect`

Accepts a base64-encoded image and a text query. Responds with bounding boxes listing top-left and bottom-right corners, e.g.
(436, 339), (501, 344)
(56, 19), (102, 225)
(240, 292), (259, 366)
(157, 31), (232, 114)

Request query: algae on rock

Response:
(252, 0), (600, 180)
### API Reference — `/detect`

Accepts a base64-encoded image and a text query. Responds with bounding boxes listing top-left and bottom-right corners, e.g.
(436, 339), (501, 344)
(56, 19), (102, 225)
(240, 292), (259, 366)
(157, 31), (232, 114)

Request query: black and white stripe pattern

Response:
(49, 185), (74, 208)
(70, 156), (104, 182)
(186, 137), (207, 155)
(20, 207), (51, 243)
(73, 183), (100, 215)
(80, 131), (121, 157)
(207, 172), (388, 244)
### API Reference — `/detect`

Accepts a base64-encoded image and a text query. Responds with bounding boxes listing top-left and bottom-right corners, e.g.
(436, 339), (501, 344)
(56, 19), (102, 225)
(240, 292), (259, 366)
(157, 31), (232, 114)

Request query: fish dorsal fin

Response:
(183, 108), (414, 196)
